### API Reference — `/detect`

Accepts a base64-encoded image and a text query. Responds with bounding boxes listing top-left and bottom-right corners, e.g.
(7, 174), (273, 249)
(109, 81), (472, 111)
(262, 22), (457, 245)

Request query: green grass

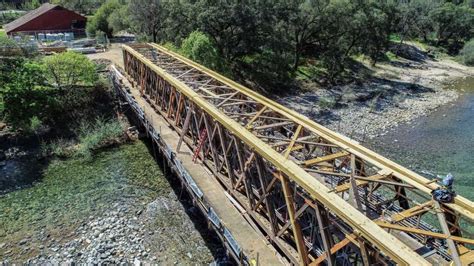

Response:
(389, 33), (401, 43)
(41, 118), (124, 159)
(296, 63), (328, 81)
(0, 141), (167, 260)
(0, 29), (5, 38)
(76, 118), (124, 159)
(385, 51), (398, 61)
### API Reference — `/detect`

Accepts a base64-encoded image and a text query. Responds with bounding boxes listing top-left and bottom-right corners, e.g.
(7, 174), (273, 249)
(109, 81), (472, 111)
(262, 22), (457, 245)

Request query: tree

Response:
(52, 0), (104, 15)
(397, 0), (441, 42)
(128, 0), (169, 43)
(430, 2), (474, 52)
(357, 1), (398, 65)
(86, 0), (120, 37)
(460, 39), (474, 65)
(277, 0), (330, 71)
(42, 52), (98, 89)
(194, 0), (263, 64)
(108, 5), (130, 34)
(180, 31), (220, 70)
(0, 61), (54, 129)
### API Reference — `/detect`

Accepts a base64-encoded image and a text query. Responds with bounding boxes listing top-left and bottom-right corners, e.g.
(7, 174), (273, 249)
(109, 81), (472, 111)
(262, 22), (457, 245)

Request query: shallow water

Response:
(368, 76), (474, 200)
(0, 158), (45, 194)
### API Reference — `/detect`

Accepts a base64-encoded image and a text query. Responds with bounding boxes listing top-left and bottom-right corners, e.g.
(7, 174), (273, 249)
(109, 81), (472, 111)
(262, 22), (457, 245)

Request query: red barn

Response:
(4, 3), (86, 36)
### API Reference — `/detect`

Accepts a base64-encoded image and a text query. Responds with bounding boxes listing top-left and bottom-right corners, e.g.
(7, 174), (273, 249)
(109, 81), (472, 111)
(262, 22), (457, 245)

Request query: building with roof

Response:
(4, 3), (86, 36)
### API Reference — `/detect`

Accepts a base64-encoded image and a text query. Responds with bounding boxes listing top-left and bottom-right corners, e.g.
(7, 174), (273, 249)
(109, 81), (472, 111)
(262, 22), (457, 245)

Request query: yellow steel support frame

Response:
(121, 43), (474, 265)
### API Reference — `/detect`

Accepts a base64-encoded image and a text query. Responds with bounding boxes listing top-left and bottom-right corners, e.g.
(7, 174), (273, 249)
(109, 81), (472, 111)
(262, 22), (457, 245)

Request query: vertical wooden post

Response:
(280, 172), (309, 266)
(434, 201), (461, 266)
(315, 203), (335, 266)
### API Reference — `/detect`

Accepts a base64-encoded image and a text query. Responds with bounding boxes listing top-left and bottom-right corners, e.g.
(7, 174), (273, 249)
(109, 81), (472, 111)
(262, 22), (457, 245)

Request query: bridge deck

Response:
(120, 71), (283, 265)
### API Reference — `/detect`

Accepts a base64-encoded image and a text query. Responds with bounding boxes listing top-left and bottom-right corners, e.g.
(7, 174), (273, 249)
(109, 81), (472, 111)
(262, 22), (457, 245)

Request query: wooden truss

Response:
(121, 43), (474, 266)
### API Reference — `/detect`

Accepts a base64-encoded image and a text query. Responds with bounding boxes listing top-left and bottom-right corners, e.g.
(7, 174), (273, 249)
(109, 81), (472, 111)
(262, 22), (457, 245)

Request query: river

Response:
(368, 76), (474, 201)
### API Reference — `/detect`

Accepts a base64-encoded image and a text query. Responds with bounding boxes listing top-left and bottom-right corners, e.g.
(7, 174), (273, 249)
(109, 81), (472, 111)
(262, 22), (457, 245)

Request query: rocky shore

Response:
(0, 141), (224, 265)
(23, 194), (214, 265)
(279, 49), (474, 141)
(1, 192), (219, 265)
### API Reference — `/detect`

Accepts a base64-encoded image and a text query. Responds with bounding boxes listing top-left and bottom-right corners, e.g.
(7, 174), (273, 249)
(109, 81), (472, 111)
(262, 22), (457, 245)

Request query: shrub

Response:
(318, 96), (337, 110)
(460, 39), (474, 66)
(41, 138), (76, 158)
(0, 35), (22, 56)
(180, 31), (220, 70)
(76, 118), (123, 159)
(0, 60), (55, 130)
(0, 11), (24, 25)
(42, 51), (98, 89)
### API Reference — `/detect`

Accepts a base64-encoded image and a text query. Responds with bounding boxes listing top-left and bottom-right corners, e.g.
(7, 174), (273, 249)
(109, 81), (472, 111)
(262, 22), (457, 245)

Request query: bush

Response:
(76, 118), (124, 159)
(0, 60), (55, 130)
(460, 39), (474, 66)
(42, 51), (98, 89)
(180, 31), (221, 70)
(0, 35), (22, 56)
(0, 11), (24, 25)
(41, 138), (77, 158)
(318, 96), (337, 110)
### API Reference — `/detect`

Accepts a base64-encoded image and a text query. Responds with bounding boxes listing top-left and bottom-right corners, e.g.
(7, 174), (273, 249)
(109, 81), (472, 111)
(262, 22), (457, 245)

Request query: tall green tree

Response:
(180, 31), (220, 70)
(128, 0), (169, 42)
(86, 0), (120, 37)
(430, 2), (474, 52)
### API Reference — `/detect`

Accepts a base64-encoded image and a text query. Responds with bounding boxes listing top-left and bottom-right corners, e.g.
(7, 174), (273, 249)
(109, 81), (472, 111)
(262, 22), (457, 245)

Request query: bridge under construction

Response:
(110, 43), (474, 265)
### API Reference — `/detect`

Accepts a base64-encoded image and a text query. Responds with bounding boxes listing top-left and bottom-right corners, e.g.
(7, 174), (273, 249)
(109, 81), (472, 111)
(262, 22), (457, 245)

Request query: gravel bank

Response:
(20, 192), (217, 265)
(279, 53), (473, 141)
(2, 193), (219, 265)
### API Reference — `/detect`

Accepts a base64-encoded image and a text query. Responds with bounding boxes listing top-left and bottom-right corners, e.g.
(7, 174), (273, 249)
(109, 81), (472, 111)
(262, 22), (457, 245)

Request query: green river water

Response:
(368, 76), (474, 201)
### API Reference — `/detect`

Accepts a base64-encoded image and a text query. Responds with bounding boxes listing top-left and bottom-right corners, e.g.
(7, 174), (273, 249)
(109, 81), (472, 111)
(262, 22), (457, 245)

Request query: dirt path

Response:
(87, 43), (124, 68)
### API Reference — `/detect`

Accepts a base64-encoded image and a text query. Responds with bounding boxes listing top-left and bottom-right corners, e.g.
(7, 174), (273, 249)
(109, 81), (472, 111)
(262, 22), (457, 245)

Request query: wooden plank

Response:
(434, 201), (462, 266)
(310, 234), (356, 266)
(284, 125), (303, 159)
(252, 121), (294, 131)
(376, 221), (474, 246)
(391, 201), (434, 223)
(280, 172), (309, 265)
(245, 106), (267, 129)
(304, 151), (350, 167)
(332, 174), (386, 193)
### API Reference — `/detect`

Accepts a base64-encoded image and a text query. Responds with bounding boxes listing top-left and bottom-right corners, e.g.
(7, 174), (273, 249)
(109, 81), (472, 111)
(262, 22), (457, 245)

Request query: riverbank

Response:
(0, 141), (219, 264)
(279, 43), (474, 141)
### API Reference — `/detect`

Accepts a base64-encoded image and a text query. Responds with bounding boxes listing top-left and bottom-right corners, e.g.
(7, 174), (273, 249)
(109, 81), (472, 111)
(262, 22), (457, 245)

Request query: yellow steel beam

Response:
(123, 44), (429, 265)
(149, 43), (474, 220)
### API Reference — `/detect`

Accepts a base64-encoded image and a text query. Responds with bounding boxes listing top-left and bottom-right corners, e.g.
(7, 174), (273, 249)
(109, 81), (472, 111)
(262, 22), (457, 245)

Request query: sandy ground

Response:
(87, 43), (124, 68)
